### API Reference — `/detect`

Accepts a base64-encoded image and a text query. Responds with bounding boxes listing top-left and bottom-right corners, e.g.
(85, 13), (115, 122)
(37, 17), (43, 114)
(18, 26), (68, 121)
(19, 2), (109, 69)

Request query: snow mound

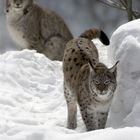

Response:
(1, 39), (140, 139)
(106, 19), (140, 128)
(0, 50), (67, 136)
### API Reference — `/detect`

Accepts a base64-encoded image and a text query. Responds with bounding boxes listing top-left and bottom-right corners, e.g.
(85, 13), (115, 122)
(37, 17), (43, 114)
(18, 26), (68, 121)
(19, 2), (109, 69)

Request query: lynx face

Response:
(89, 63), (117, 101)
(9, 0), (33, 10)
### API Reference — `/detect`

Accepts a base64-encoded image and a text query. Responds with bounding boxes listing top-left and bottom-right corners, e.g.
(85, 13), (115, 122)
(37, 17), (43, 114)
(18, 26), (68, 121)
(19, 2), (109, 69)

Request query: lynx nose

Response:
(16, 3), (20, 7)
(97, 84), (106, 92)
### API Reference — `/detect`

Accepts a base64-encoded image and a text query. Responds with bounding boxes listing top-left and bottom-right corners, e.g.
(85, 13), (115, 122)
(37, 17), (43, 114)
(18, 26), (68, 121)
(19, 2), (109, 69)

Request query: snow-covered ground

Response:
(0, 19), (140, 139)
(107, 19), (140, 128)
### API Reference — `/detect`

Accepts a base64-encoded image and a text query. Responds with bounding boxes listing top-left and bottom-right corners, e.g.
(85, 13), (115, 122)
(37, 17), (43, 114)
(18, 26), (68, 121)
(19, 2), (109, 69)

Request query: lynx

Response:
(6, 0), (73, 60)
(63, 28), (118, 131)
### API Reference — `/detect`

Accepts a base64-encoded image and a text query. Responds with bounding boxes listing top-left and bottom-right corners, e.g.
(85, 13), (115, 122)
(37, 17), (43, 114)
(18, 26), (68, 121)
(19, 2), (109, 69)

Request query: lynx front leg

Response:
(26, 37), (44, 53)
(64, 85), (77, 129)
(79, 105), (97, 131)
(98, 112), (108, 129)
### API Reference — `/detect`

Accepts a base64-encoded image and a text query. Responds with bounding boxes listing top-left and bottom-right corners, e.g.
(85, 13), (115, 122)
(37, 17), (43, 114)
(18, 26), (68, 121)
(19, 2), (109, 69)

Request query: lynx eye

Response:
(104, 80), (110, 85)
(94, 80), (100, 85)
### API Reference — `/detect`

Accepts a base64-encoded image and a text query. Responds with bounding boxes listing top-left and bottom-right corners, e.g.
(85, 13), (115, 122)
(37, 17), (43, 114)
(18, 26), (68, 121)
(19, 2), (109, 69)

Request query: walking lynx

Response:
(63, 28), (118, 131)
(6, 0), (73, 60)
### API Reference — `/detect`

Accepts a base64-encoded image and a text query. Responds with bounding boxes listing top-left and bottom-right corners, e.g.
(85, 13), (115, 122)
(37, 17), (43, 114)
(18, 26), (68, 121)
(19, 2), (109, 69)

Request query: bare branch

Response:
(126, 0), (133, 21)
(98, 0), (140, 20)
(133, 11), (140, 19)
(119, 0), (127, 7)
(98, 0), (126, 10)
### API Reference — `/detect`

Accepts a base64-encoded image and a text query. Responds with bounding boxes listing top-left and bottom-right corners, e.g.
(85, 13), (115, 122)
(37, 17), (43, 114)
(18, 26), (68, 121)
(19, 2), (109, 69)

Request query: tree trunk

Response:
(126, 0), (133, 21)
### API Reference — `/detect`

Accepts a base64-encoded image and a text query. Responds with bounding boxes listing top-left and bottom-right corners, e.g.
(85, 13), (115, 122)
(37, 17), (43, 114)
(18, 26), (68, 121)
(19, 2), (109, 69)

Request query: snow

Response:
(1, 19), (140, 139)
(0, 50), (67, 139)
(106, 19), (140, 128)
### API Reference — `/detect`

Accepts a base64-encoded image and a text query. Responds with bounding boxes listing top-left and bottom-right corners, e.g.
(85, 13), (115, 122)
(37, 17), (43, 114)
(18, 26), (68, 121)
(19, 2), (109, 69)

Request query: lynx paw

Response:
(67, 122), (77, 129)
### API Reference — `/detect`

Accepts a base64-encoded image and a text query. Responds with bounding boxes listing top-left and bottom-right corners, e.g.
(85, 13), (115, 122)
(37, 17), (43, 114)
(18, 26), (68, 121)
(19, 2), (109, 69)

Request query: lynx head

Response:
(89, 61), (119, 101)
(7, 0), (33, 10)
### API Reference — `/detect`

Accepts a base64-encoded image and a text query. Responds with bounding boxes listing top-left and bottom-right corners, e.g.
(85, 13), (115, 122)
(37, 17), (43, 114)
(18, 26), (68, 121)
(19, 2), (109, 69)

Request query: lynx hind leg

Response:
(64, 84), (77, 129)
(44, 36), (67, 61)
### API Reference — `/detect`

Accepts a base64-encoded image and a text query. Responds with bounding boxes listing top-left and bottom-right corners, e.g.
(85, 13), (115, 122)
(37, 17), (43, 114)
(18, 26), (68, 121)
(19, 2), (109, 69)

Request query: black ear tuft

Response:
(100, 30), (110, 45)
(109, 61), (119, 76)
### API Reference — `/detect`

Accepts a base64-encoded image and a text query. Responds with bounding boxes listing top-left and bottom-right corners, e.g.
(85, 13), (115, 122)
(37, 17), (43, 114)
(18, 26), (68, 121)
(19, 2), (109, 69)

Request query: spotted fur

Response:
(6, 0), (73, 61)
(63, 28), (118, 131)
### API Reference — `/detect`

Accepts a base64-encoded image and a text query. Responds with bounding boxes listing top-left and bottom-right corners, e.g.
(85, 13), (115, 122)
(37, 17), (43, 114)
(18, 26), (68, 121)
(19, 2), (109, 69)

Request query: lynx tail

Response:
(80, 28), (110, 45)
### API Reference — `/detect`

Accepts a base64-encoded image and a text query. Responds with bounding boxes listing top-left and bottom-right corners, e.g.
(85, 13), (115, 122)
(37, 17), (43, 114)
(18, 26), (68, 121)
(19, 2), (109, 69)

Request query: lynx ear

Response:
(109, 61), (119, 76)
(5, 0), (10, 13)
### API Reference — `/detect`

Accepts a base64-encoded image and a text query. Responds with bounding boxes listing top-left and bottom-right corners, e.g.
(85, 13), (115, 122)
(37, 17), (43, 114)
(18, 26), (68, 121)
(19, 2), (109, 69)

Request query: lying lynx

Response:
(6, 0), (73, 60)
(63, 28), (118, 131)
